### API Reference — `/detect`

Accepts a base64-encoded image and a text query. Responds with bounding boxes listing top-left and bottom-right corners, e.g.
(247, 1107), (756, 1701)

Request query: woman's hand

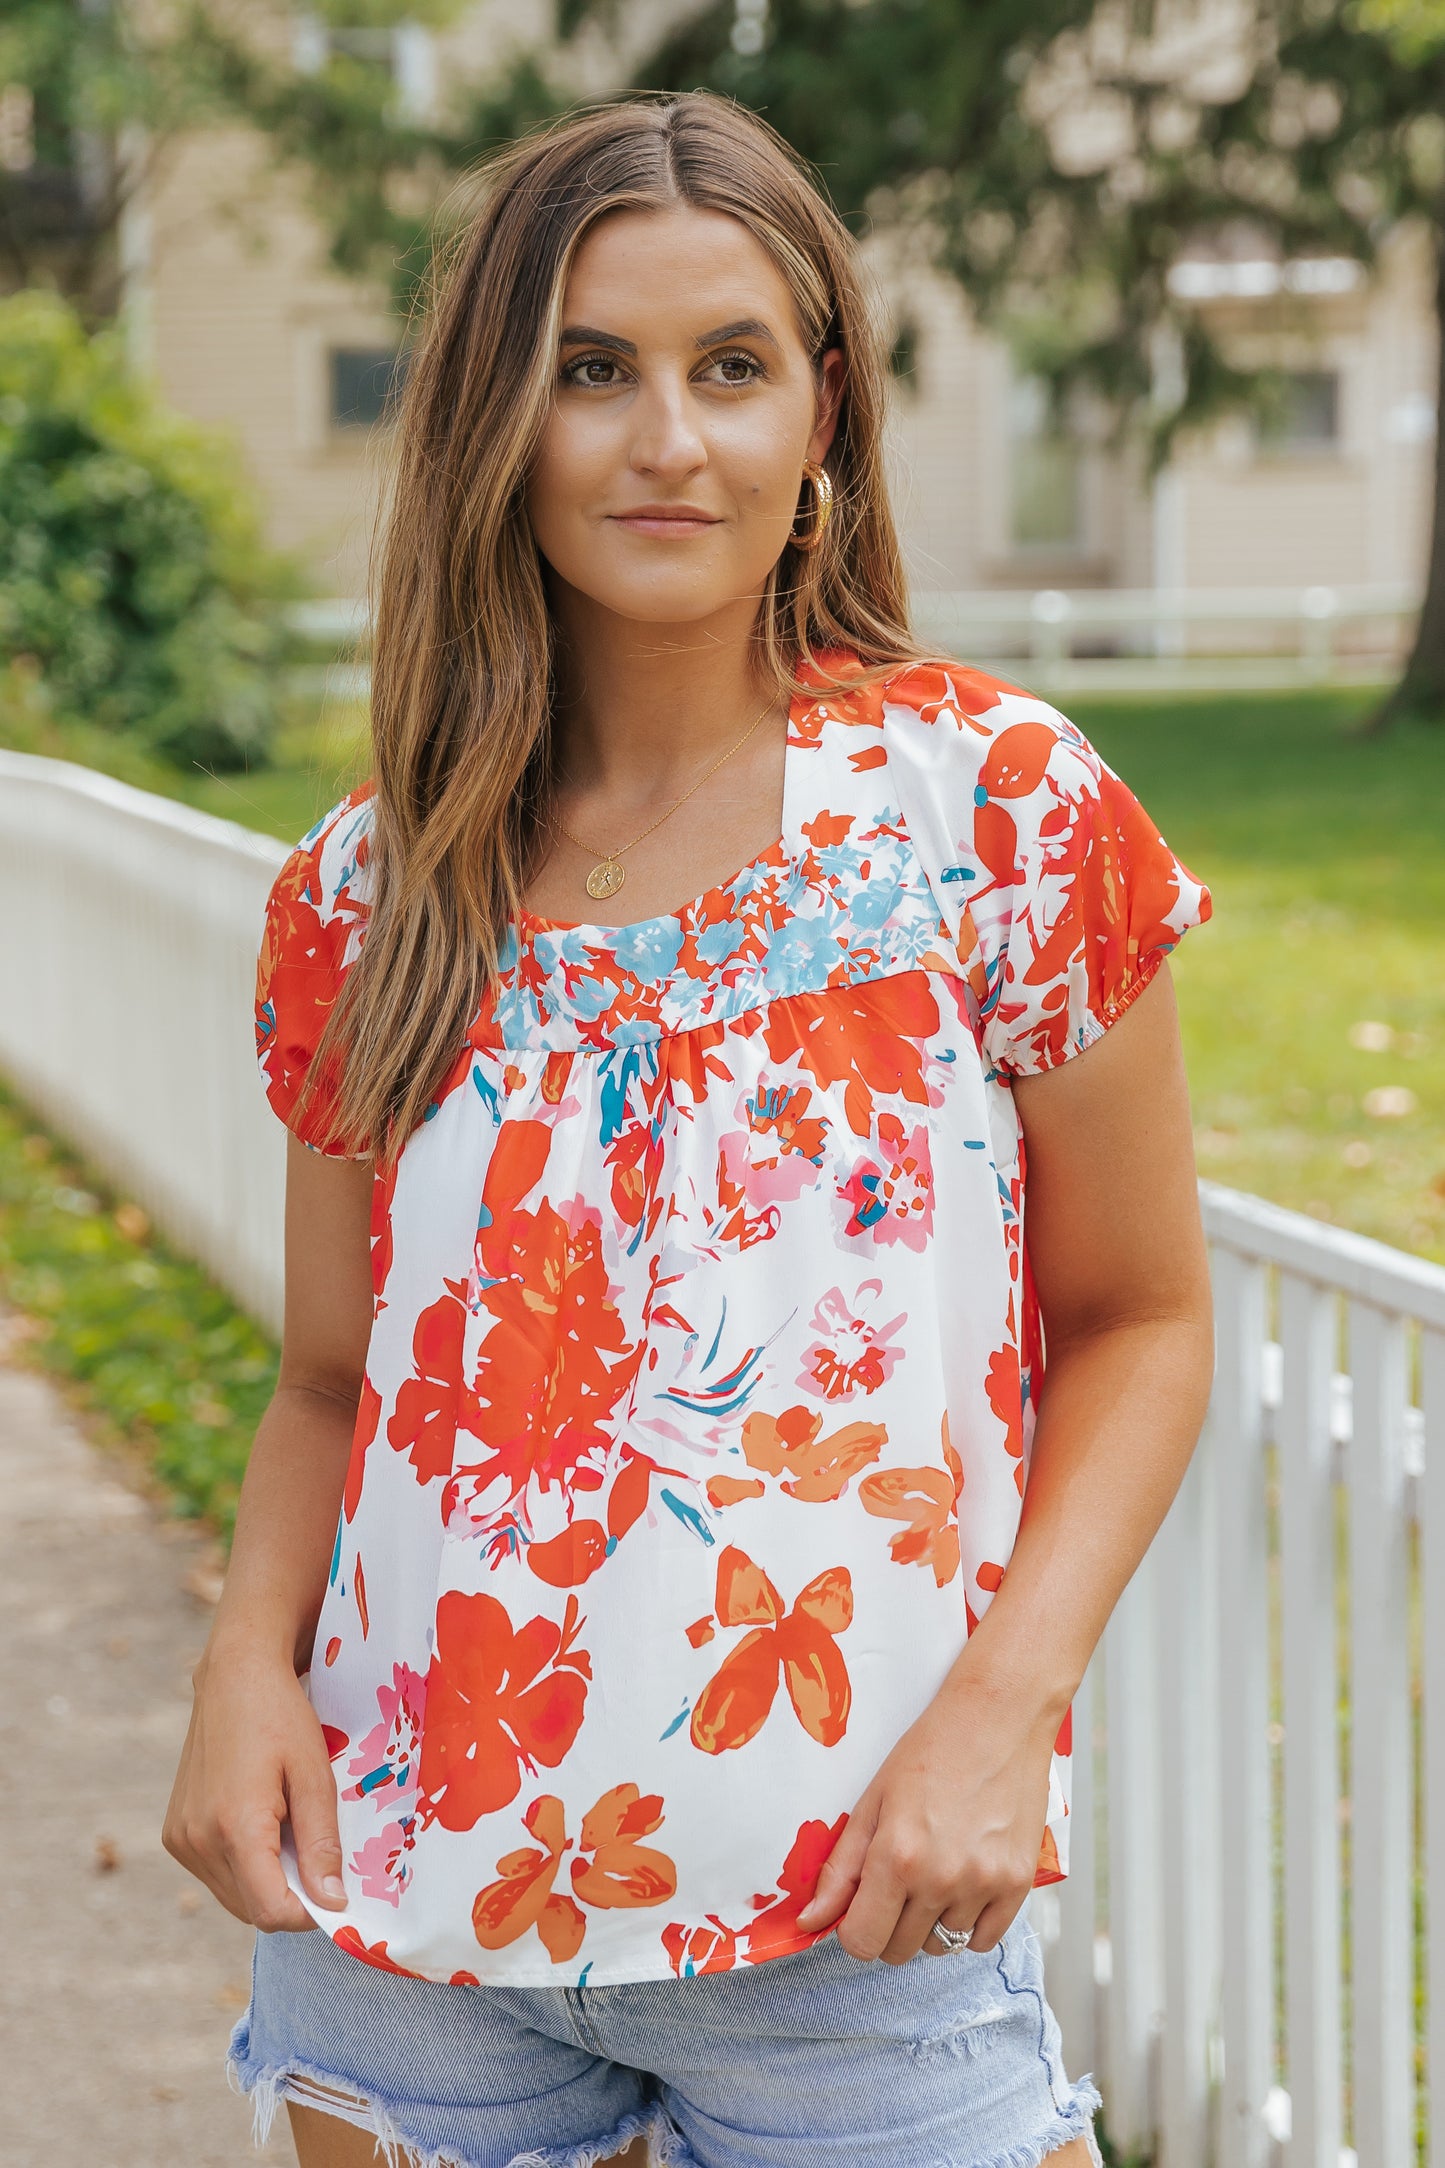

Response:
(795, 1665), (1059, 1964)
(162, 1641), (349, 1933)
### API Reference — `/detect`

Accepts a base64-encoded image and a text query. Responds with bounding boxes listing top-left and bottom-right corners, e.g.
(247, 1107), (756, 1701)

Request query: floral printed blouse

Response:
(255, 653), (1210, 1988)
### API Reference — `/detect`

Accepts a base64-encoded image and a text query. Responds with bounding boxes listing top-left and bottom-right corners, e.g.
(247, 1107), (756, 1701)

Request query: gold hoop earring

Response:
(791, 459), (834, 552)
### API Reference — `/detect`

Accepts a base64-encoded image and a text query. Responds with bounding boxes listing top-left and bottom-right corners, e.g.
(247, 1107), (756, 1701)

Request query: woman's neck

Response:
(549, 590), (775, 803)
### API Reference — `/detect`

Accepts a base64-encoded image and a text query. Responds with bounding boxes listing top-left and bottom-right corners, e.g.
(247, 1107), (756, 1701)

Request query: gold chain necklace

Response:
(550, 694), (780, 903)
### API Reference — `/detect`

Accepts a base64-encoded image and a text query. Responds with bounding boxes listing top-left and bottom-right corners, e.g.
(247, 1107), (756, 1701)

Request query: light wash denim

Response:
(226, 1893), (1105, 2168)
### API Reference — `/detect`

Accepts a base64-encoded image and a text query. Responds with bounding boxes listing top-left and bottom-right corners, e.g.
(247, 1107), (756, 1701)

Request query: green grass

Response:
(0, 1076), (276, 1543)
(0, 662), (370, 843)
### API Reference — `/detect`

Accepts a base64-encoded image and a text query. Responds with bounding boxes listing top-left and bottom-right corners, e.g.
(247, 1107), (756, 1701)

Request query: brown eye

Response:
(563, 353), (623, 387)
(711, 351), (763, 385)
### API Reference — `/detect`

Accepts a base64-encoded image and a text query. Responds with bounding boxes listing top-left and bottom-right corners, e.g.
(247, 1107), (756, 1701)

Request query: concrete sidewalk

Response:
(0, 1299), (283, 2168)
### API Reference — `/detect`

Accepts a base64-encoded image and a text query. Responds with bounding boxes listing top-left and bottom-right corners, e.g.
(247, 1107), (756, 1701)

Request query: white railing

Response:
(1038, 1184), (1445, 2168)
(0, 749), (290, 1336)
(911, 585), (1419, 694)
(289, 587), (1419, 701)
(1, 749), (1440, 2165)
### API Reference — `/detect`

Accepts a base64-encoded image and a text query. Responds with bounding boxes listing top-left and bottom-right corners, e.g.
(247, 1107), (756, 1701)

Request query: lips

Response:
(609, 507), (722, 532)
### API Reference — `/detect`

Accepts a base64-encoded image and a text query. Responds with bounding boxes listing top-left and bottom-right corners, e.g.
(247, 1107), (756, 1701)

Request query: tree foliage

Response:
(0, 290), (299, 769)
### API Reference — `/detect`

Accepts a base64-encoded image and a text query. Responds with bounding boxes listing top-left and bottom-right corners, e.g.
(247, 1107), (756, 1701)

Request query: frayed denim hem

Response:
(224, 2044), (694, 2168)
(968, 2071), (1105, 2168)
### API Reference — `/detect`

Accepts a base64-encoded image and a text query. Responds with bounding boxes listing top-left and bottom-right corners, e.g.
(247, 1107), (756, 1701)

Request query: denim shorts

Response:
(225, 1892), (1104, 2168)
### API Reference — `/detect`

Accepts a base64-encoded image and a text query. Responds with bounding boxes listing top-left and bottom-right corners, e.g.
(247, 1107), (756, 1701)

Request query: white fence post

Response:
(1102, 1539), (1166, 2152)
(1207, 1245), (1276, 2168)
(1156, 1433), (1223, 2168)
(1346, 1301), (1414, 2168)
(1425, 1327), (1445, 2168)
(1277, 1273), (1344, 2167)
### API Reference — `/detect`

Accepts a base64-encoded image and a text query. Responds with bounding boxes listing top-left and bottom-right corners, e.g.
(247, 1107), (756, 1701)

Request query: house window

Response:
(1009, 373), (1082, 551)
(1257, 369), (1340, 453)
(329, 347), (408, 430)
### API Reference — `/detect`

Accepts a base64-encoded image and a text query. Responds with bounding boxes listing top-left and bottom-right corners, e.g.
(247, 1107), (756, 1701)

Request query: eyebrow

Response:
(695, 318), (781, 352)
(559, 324), (637, 355)
(557, 318), (781, 355)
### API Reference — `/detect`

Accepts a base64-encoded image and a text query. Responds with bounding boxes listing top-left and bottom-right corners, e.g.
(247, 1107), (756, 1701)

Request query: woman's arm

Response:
(797, 962), (1215, 1962)
(162, 1135), (374, 1931)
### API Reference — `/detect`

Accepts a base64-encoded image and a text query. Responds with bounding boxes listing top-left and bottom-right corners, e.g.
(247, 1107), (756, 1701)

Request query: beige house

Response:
(119, 7), (1437, 620)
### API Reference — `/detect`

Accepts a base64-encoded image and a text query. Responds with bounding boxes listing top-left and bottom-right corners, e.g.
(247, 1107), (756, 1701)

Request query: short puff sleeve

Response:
(254, 784), (377, 1157)
(881, 664), (1211, 1079)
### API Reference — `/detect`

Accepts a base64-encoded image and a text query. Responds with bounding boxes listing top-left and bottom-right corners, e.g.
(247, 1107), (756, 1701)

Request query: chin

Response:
(585, 578), (758, 626)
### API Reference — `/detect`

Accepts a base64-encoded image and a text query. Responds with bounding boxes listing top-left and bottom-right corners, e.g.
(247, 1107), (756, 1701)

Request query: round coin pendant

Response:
(585, 858), (626, 902)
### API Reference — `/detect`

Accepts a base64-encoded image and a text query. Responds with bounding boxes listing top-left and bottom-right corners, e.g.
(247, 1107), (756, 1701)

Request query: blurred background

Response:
(1, 6), (1444, 2166)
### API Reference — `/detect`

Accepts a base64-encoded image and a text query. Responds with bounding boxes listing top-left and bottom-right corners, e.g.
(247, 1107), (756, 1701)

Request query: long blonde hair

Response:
(298, 88), (927, 1172)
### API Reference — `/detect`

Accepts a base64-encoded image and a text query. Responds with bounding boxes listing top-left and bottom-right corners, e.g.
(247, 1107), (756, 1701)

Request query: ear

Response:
(807, 347), (846, 467)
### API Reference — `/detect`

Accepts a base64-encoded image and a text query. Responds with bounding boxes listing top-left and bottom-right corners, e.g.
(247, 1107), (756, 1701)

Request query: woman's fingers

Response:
(287, 1749), (349, 1910)
(224, 1802), (319, 1933)
(829, 1836), (914, 1962)
(796, 1800), (875, 1931)
(880, 1891), (957, 1965)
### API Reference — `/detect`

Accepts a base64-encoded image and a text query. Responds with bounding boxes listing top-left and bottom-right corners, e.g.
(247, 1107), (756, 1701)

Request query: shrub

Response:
(0, 290), (303, 771)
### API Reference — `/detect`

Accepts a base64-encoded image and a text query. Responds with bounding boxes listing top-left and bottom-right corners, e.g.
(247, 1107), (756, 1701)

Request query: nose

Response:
(627, 373), (707, 482)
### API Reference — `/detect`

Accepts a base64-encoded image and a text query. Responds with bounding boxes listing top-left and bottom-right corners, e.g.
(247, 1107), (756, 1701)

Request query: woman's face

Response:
(525, 205), (844, 629)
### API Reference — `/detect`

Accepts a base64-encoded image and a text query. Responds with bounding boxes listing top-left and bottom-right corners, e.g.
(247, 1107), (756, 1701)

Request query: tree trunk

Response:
(1367, 214), (1445, 730)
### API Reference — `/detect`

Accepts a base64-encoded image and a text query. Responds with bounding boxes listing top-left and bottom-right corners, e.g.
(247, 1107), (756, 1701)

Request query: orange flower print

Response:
(662, 1914), (740, 1978)
(985, 1344), (1027, 1495)
(387, 1277), (469, 1486)
(858, 1414), (965, 1587)
(472, 1795), (584, 1964)
(797, 1279), (905, 1400)
(472, 1784), (678, 1962)
(415, 1590), (591, 1833)
(762, 976), (939, 1138)
(740, 1812), (850, 1964)
(344, 1374), (382, 1523)
(443, 1116), (649, 1585)
(663, 1813), (848, 1975)
(332, 1926), (428, 1979)
(705, 1403), (885, 1508)
(369, 1146), (399, 1311)
(689, 1546), (853, 1754)
(466, 1212), (643, 1513)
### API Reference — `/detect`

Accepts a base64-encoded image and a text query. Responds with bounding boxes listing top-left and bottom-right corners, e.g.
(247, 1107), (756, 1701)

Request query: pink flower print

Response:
(350, 1818), (415, 1907)
(342, 1662), (428, 1810)
(718, 1082), (830, 1212)
(836, 1116), (933, 1251)
(798, 1280), (906, 1401)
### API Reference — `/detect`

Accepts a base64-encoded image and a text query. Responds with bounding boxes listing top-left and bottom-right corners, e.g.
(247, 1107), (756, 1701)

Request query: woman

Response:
(165, 90), (1215, 2168)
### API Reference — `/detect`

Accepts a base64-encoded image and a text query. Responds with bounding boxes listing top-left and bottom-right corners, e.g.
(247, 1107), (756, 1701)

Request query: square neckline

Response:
(513, 681), (809, 941)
